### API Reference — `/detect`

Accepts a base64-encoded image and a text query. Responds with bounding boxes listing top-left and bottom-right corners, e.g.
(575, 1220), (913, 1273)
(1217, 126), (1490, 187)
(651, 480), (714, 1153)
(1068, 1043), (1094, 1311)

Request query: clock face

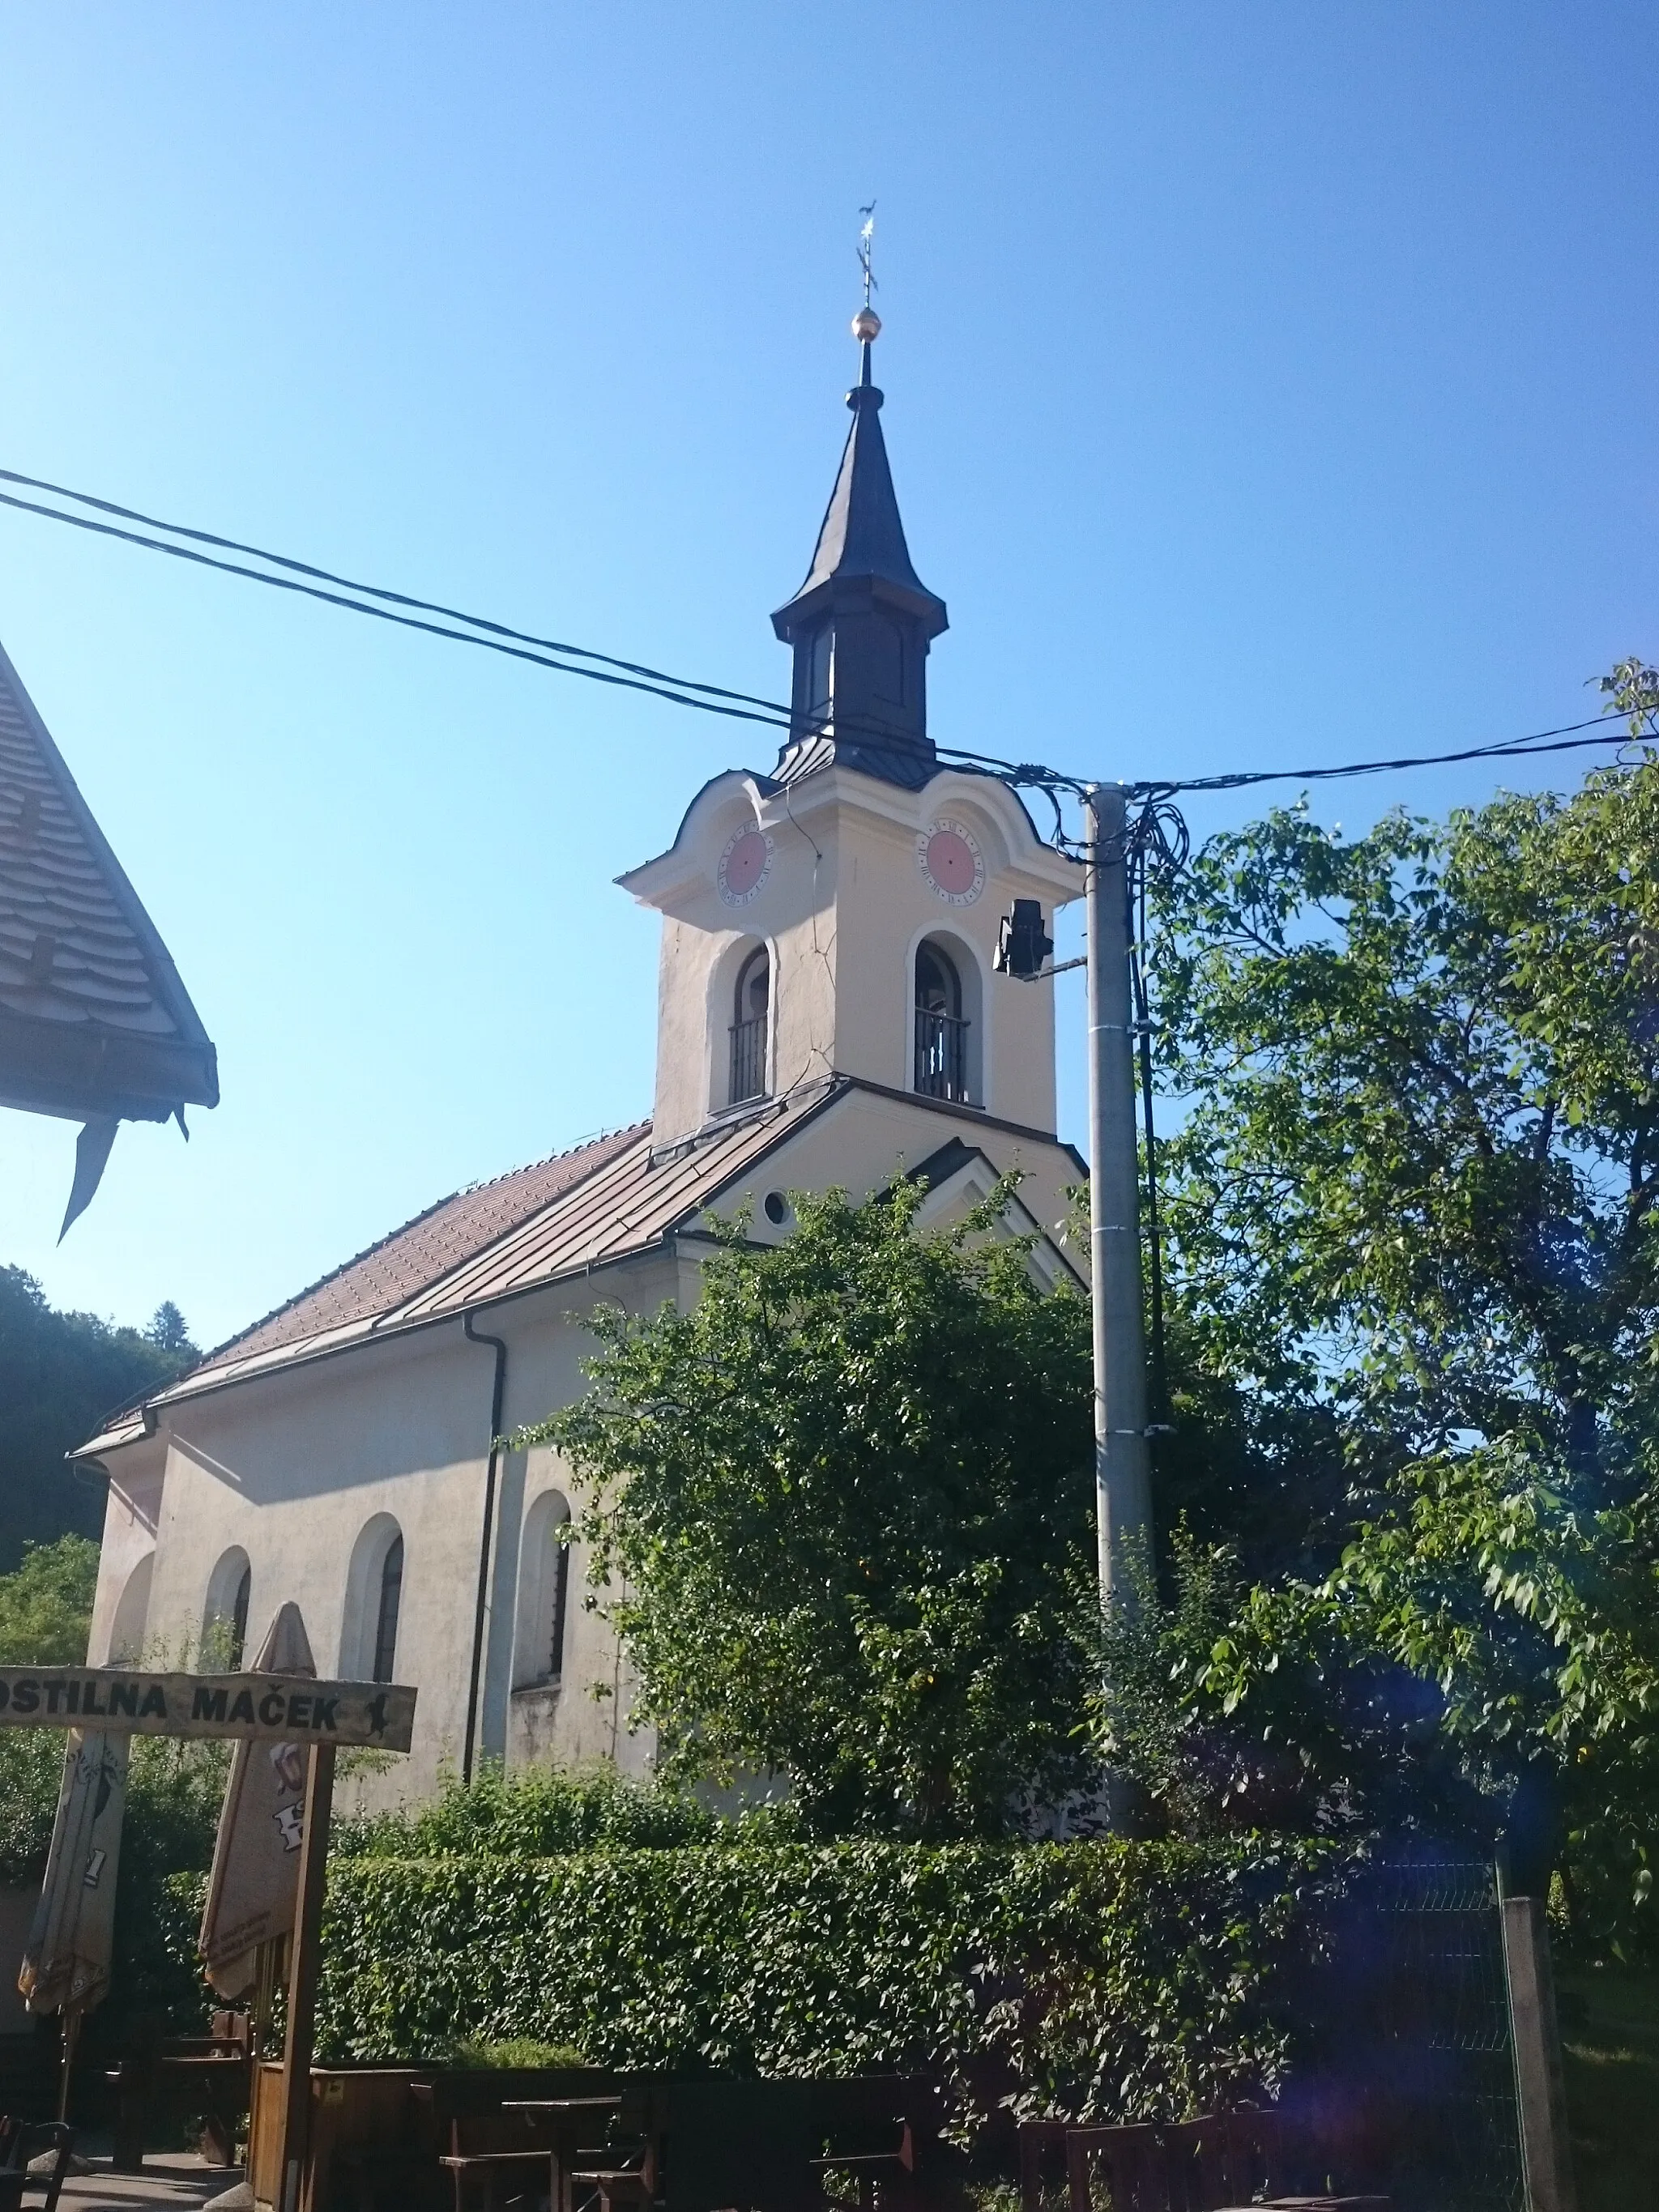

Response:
(718, 825), (773, 906)
(916, 817), (986, 906)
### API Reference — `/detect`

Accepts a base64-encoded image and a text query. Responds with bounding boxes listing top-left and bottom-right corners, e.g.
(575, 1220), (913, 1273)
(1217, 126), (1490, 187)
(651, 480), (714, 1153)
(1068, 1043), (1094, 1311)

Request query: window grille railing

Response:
(729, 1016), (768, 1105)
(915, 1009), (970, 1102)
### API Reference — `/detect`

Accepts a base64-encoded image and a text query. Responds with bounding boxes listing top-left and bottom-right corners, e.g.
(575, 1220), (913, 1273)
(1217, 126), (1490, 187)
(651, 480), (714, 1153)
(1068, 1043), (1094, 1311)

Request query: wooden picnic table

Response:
(447, 2092), (627, 2212)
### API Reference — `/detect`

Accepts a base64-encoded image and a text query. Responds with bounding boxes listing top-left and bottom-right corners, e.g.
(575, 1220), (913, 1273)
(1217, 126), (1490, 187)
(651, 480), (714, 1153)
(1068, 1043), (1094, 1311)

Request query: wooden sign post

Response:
(4, 1664), (415, 2209)
(275, 1741), (336, 2212)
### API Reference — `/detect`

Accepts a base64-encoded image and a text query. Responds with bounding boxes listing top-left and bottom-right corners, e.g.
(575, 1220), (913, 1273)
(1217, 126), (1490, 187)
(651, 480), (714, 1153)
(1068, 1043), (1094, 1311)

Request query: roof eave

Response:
(770, 571), (948, 646)
(0, 1007), (220, 1122)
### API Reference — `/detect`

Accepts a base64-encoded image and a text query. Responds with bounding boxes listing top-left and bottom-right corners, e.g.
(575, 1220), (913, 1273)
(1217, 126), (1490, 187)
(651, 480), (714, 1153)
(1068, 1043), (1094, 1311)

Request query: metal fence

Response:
(1365, 1857), (1527, 2212)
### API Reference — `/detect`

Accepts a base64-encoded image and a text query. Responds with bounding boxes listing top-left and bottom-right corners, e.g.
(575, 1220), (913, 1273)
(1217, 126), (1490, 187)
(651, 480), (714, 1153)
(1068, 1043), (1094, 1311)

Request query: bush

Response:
(0, 1728), (65, 1885)
(335, 1761), (718, 1859)
(313, 1836), (1355, 2126)
(449, 2037), (589, 2069)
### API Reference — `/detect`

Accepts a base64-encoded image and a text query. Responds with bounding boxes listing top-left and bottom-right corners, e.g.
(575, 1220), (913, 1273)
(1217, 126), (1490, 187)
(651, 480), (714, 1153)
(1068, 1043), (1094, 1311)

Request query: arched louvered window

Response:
(729, 946), (770, 1106)
(915, 940), (969, 1102)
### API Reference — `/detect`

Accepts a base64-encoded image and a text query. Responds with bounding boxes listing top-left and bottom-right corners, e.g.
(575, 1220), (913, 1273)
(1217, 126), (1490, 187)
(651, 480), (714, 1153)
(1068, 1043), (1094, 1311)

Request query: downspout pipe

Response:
(462, 1311), (509, 1784)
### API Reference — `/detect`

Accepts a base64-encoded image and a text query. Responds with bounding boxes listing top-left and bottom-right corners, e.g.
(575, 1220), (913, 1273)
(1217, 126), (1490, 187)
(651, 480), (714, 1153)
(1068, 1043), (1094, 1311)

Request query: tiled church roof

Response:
(195, 1122), (650, 1372)
(0, 635), (218, 1124)
(75, 1083), (854, 1451)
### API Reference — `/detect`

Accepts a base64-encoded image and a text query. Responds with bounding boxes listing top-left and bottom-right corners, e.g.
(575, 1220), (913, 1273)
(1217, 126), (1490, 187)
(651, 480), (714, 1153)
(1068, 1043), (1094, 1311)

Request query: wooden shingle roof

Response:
(0, 635), (218, 1126)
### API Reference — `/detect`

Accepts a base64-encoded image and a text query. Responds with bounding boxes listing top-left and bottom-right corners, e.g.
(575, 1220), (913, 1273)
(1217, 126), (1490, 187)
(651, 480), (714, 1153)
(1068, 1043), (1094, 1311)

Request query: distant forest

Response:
(0, 1268), (197, 1571)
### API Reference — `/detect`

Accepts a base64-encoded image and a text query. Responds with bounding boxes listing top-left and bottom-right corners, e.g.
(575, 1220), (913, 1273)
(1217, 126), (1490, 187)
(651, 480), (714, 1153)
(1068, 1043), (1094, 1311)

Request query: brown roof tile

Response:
(193, 1122), (650, 1375)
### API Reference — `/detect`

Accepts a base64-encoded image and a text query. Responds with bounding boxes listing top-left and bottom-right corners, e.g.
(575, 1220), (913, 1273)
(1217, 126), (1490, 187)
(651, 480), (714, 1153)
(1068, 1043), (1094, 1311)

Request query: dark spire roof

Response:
(778, 344), (946, 624)
(770, 332), (948, 791)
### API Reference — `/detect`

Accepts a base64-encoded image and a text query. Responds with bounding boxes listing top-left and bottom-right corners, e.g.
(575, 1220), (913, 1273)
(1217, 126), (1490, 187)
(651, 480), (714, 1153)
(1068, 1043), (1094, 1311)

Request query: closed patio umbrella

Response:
(198, 1602), (317, 1998)
(19, 1725), (131, 2120)
(19, 1727), (130, 2017)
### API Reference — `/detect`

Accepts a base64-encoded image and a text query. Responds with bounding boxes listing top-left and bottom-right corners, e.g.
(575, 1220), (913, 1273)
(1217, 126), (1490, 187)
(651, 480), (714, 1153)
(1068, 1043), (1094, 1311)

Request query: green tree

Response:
(519, 1183), (1098, 1839)
(0, 1532), (100, 1664)
(0, 1268), (197, 1571)
(1124, 748), (1659, 1929)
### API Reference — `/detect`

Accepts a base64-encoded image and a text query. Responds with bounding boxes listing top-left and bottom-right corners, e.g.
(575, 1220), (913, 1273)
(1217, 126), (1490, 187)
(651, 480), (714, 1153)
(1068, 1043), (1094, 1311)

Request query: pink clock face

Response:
(926, 830), (978, 895)
(719, 827), (772, 905)
(917, 816), (987, 908)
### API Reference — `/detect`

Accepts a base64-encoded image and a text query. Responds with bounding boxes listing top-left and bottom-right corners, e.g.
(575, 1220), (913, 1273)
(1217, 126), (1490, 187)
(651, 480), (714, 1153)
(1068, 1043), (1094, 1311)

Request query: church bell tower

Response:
(620, 303), (1084, 1152)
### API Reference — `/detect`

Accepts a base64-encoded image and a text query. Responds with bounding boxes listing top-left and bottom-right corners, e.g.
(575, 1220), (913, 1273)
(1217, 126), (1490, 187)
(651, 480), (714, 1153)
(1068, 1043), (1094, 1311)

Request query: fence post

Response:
(1502, 1895), (1577, 2212)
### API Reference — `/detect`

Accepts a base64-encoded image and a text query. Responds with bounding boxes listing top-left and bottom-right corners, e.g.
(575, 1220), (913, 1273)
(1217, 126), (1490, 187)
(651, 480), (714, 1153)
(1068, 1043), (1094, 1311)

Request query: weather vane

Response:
(853, 203), (881, 346)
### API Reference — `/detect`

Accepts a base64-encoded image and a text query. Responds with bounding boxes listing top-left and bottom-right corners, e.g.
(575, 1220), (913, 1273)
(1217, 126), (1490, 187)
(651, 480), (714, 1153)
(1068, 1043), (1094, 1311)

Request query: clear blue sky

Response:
(2, 3), (1655, 1349)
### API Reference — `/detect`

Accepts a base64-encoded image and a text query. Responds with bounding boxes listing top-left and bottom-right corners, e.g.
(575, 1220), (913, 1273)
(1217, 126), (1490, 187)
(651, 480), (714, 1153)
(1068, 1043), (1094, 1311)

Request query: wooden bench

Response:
(561, 2087), (656, 2212)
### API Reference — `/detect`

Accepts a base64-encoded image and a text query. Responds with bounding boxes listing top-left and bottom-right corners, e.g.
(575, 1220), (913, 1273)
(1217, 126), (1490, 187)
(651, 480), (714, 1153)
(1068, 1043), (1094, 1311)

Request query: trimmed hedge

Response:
(312, 1837), (1355, 2124)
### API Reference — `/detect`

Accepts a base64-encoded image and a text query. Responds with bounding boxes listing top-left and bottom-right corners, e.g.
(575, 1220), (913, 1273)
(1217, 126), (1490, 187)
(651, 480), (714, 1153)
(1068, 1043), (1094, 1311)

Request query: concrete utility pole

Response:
(1085, 782), (1154, 1603)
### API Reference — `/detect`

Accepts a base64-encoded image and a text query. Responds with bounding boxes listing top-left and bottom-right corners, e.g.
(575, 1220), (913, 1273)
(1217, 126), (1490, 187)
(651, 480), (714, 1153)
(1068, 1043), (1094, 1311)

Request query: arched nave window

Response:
(341, 1515), (405, 1683)
(514, 1490), (572, 1690)
(372, 1537), (403, 1684)
(107, 1553), (154, 1665)
(203, 1546), (252, 1668)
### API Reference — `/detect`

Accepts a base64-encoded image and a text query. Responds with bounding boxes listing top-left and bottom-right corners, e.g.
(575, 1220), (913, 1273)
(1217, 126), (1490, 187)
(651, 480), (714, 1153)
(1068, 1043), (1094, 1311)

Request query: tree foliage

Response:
(0, 1532), (100, 1664)
(1123, 752), (1659, 1933)
(0, 1268), (197, 1571)
(521, 1182), (1097, 1839)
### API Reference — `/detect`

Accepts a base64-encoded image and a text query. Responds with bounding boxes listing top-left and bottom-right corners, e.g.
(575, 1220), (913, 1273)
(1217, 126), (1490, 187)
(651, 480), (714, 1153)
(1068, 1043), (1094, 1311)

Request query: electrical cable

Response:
(0, 462), (1649, 801)
(0, 464), (798, 719)
(0, 486), (802, 733)
(0, 471), (978, 763)
(1127, 715), (1642, 797)
(933, 718), (1648, 801)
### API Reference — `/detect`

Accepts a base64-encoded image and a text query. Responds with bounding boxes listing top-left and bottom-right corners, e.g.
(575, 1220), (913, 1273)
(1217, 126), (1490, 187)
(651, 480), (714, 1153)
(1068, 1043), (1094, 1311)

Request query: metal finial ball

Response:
(851, 307), (881, 343)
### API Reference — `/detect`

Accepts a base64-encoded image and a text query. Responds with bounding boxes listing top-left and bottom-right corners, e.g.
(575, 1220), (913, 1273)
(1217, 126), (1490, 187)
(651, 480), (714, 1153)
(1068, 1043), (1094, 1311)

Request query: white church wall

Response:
(647, 786), (842, 1146)
(476, 1254), (679, 1781)
(86, 1441), (165, 1664)
(628, 765), (1080, 1149)
(134, 1319), (503, 1801)
(82, 1087), (1080, 1818)
(700, 1084), (1086, 1275)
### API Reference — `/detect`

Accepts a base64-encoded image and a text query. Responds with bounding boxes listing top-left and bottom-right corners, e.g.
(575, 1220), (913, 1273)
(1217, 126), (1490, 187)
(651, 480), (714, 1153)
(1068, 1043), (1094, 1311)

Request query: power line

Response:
(0, 465), (797, 722)
(1129, 715), (1645, 796)
(0, 484), (800, 735)
(0, 462), (1648, 802)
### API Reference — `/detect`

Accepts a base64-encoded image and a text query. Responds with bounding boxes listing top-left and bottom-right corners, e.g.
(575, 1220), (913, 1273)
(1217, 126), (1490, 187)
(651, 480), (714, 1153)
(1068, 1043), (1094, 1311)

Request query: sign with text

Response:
(0, 1669), (416, 1751)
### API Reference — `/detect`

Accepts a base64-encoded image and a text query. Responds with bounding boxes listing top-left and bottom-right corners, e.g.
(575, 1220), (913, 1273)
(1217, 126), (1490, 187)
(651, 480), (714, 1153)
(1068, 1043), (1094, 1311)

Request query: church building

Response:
(74, 317), (1087, 1801)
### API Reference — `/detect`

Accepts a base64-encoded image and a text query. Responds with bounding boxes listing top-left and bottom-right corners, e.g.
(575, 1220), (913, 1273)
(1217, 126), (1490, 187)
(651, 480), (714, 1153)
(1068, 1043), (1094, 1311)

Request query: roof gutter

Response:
(461, 1312), (509, 1784)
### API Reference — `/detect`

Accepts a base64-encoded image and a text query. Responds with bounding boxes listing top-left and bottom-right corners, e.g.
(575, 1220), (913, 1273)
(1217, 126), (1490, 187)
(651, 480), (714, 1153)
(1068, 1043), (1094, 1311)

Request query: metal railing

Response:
(729, 1016), (768, 1105)
(914, 1009), (970, 1102)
